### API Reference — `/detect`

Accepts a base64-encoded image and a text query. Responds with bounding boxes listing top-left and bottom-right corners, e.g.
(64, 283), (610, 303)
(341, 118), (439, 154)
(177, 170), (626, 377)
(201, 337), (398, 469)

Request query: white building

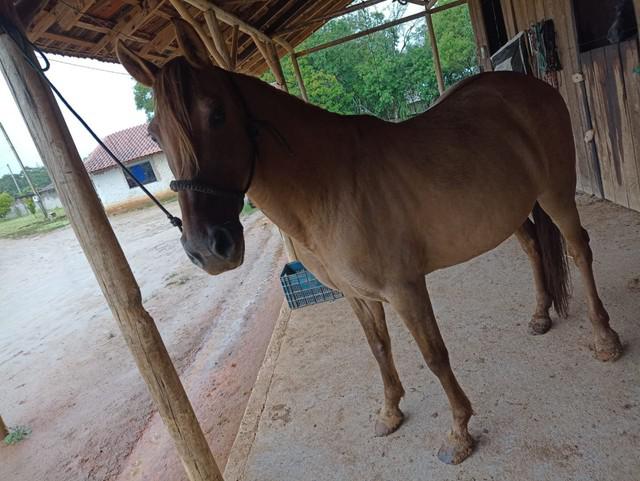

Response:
(84, 123), (173, 207)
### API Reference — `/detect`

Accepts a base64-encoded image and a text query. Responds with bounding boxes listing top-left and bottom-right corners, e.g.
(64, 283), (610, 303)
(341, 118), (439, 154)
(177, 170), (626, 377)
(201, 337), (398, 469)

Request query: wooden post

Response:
(267, 41), (288, 92)
(0, 415), (8, 438)
(204, 10), (231, 69)
(467, 0), (492, 71)
(229, 24), (239, 71)
(425, 8), (445, 94)
(169, 0), (228, 69)
(0, 120), (48, 217)
(0, 8), (223, 481)
(276, 39), (309, 102)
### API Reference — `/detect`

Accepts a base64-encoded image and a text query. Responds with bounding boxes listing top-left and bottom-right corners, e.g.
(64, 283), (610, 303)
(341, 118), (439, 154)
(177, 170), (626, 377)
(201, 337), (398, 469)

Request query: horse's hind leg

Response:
(538, 193), (622, 361)
(348, 297), (405, 436)
(515, 220), (553, 335)
(387, 280), (474, 464)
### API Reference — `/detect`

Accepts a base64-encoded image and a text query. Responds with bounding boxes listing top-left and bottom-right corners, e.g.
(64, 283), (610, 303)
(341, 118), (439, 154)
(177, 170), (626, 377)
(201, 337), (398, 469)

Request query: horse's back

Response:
(385, 72), (576, 272)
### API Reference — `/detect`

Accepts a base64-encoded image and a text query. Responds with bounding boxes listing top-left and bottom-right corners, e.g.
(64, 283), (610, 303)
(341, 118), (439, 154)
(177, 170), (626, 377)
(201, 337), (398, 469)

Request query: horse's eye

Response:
(210, 106), (225, 128)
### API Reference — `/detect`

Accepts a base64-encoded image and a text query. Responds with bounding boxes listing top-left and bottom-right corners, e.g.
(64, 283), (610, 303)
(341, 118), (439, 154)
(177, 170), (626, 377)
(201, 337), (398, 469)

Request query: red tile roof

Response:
(83, 123), (162, 173)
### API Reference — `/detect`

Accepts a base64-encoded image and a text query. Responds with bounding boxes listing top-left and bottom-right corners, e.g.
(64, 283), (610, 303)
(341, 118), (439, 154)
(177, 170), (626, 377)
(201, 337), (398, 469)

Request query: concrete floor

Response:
(225, 196), (640, 481)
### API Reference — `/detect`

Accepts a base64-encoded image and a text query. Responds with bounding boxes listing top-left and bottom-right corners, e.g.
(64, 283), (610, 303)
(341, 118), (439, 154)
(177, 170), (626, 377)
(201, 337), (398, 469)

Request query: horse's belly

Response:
(423, 193), (536, 272)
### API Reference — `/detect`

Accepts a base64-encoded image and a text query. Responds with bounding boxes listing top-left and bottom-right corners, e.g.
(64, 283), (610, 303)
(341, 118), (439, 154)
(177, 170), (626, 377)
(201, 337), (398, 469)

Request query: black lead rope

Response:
(0, 16), (183, 230)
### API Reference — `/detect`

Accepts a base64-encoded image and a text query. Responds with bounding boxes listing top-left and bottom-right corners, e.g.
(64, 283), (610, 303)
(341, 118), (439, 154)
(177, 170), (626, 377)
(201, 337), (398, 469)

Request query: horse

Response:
(116, 19), (623, 465)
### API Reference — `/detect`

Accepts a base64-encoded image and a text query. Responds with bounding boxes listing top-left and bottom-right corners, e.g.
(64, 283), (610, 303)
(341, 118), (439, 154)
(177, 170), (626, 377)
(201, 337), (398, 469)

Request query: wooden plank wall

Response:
(467, 0), (493, 71)
(498, 0), (600, 196)
(581, 40), (640, 211)
(496, 0), (640, 212)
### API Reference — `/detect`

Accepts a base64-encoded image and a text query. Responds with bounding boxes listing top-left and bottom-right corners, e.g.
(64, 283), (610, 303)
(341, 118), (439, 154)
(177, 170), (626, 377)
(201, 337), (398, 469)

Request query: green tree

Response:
(0, 192), (14, 218)
(131, 4), (478, 122)
(134, 82), (154, 119)
(25, 197), (36, 215)
(263, 4), (477, 121)
(0, 166), (51, 197)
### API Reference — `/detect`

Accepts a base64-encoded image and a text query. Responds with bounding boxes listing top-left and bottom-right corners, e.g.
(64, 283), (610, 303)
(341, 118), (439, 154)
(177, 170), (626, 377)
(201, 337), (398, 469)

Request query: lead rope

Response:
(0, 16), (183, 230)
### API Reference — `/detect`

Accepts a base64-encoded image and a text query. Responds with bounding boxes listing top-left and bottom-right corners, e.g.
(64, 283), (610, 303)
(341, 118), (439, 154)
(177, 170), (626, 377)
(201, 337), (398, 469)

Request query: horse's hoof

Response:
(593, 329), (622, 362)
(528, 315), (552, 335)
(374, 409), (404, 437)
(437, 431), (474, 465)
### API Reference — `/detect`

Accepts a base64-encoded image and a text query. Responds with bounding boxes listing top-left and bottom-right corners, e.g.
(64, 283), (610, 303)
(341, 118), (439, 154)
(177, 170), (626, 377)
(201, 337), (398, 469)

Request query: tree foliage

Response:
(132, 4), (478, 122)
(0, 192), (13, 218)
(0, 166), (51, 197)
(134, 82), (154, 120)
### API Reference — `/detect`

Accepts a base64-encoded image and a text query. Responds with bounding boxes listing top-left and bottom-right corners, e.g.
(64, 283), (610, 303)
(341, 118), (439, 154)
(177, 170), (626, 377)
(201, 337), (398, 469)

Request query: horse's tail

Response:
(532, 202), (571, 318)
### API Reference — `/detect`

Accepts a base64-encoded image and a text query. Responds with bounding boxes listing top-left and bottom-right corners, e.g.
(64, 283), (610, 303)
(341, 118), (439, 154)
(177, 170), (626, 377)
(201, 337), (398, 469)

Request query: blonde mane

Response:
(153, 58), (198, 178)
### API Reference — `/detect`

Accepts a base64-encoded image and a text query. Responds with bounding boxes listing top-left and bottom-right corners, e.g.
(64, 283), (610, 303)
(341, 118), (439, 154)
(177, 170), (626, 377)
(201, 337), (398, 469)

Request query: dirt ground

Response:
(226, 195), (640, 481)
(0, 202), (285, 481)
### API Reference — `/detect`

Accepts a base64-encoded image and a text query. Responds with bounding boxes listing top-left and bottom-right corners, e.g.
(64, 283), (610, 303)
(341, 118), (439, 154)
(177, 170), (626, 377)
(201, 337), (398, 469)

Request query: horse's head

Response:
(117, 20), (255, 275)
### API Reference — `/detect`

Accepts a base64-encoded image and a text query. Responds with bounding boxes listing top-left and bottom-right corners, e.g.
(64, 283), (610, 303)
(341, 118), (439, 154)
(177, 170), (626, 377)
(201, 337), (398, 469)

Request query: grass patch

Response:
(4, 425), (31, 445)
(0, 208), (68, 239)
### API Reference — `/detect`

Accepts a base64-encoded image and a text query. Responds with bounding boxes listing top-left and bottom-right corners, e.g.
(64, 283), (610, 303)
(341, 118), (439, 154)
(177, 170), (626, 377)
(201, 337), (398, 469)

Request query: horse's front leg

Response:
(347, 297), (405, 436)
(387, 278), (474, 464)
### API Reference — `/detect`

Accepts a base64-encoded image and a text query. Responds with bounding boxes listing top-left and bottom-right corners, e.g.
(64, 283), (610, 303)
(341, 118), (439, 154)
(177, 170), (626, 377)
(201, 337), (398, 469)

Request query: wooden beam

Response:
(204, 9), (231, 69)
(90, 2), (163, 55)
(55, 0), (96, 31)
(183, 0), (272, 44)
(267, 39), (288, 91)
(229, 24), (239, 70)
(169, 0), (228, 68)
(425, 8), (445, 94)
(0, 8), (223, 481)
(141, 22), (175, 57)
(467, 0), (492, 71)
(0, 415), (8, 438)
(276, 38), (308, 101)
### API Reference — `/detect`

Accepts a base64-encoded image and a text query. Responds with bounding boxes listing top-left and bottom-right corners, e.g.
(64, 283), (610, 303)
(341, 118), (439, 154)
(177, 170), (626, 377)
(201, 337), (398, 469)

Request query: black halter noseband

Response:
(169, 72), (259, 204)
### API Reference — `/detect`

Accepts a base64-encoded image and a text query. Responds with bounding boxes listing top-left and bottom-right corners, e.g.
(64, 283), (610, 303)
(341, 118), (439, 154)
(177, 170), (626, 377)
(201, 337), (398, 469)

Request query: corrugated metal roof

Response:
(83, 123), (161, 173)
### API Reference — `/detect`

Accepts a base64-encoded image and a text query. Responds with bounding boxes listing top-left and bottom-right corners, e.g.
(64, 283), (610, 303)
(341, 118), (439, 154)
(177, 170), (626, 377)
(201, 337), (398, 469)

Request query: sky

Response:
(0, 54), (147, 177)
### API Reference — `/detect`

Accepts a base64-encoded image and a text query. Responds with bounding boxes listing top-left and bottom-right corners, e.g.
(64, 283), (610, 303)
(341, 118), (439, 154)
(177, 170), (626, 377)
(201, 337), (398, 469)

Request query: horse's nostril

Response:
(186, 249), (205, 268)
(212, 227), (234, 259)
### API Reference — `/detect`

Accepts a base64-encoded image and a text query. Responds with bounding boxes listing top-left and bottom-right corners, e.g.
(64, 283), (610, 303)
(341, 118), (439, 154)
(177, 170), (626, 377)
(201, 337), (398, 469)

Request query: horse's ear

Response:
(173, 18), (210, 68)
(116, 41), (158, 87)
(16, 0), (48, 28)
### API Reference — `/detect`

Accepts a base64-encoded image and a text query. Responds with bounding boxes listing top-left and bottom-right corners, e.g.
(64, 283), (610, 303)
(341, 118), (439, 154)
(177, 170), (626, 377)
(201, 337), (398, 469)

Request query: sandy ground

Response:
(0, 203), (285, 481)
(227, 195), (640, 481)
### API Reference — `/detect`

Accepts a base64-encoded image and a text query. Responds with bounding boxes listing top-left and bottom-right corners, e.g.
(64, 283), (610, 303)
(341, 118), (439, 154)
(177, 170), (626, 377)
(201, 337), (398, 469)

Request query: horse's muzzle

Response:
(181, 222), (244, 275)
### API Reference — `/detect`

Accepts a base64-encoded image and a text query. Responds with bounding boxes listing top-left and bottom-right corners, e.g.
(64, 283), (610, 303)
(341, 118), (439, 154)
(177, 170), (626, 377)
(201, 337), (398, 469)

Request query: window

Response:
(573, 0), (638, 53)
(125, 161), (157, 188)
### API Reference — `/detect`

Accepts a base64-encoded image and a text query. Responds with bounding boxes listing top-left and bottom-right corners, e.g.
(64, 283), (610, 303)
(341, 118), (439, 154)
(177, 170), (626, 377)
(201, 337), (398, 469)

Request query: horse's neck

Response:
(236, 74), (349, 244)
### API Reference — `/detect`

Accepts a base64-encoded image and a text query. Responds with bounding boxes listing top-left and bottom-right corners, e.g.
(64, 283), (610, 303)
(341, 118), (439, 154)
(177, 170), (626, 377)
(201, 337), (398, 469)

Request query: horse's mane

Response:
(154, 57), (198, 178)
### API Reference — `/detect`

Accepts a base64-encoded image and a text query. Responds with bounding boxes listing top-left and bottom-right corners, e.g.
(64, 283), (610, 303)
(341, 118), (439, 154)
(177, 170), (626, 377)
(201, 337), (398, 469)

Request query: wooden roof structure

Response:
(26, 0), (361, 75)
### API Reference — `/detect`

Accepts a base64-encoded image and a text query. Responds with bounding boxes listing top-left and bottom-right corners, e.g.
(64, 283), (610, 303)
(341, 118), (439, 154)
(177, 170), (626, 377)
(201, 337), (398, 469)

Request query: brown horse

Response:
(117, 19), (623, 465)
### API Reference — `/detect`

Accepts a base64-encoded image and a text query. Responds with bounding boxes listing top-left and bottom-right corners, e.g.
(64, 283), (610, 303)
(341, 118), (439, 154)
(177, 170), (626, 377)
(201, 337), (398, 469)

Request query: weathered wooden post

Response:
(425, 3), (445, 94)
(0, 3), (223, 480)
(0, 415), (8, 438)
(276, 39), (309, 102)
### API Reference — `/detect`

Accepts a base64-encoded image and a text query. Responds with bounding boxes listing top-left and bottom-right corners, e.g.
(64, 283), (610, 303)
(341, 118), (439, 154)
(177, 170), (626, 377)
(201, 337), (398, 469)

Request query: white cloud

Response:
(0, 54), (147, 177)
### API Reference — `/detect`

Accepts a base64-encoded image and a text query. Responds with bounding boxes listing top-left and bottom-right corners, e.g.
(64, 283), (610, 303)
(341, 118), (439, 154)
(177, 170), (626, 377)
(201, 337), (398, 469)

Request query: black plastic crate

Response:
(280, 261), (343, 309)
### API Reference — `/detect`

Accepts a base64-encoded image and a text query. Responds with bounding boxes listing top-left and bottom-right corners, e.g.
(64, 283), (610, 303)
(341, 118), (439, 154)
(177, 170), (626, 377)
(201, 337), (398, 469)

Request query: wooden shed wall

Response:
(472, 0), (640, 211)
